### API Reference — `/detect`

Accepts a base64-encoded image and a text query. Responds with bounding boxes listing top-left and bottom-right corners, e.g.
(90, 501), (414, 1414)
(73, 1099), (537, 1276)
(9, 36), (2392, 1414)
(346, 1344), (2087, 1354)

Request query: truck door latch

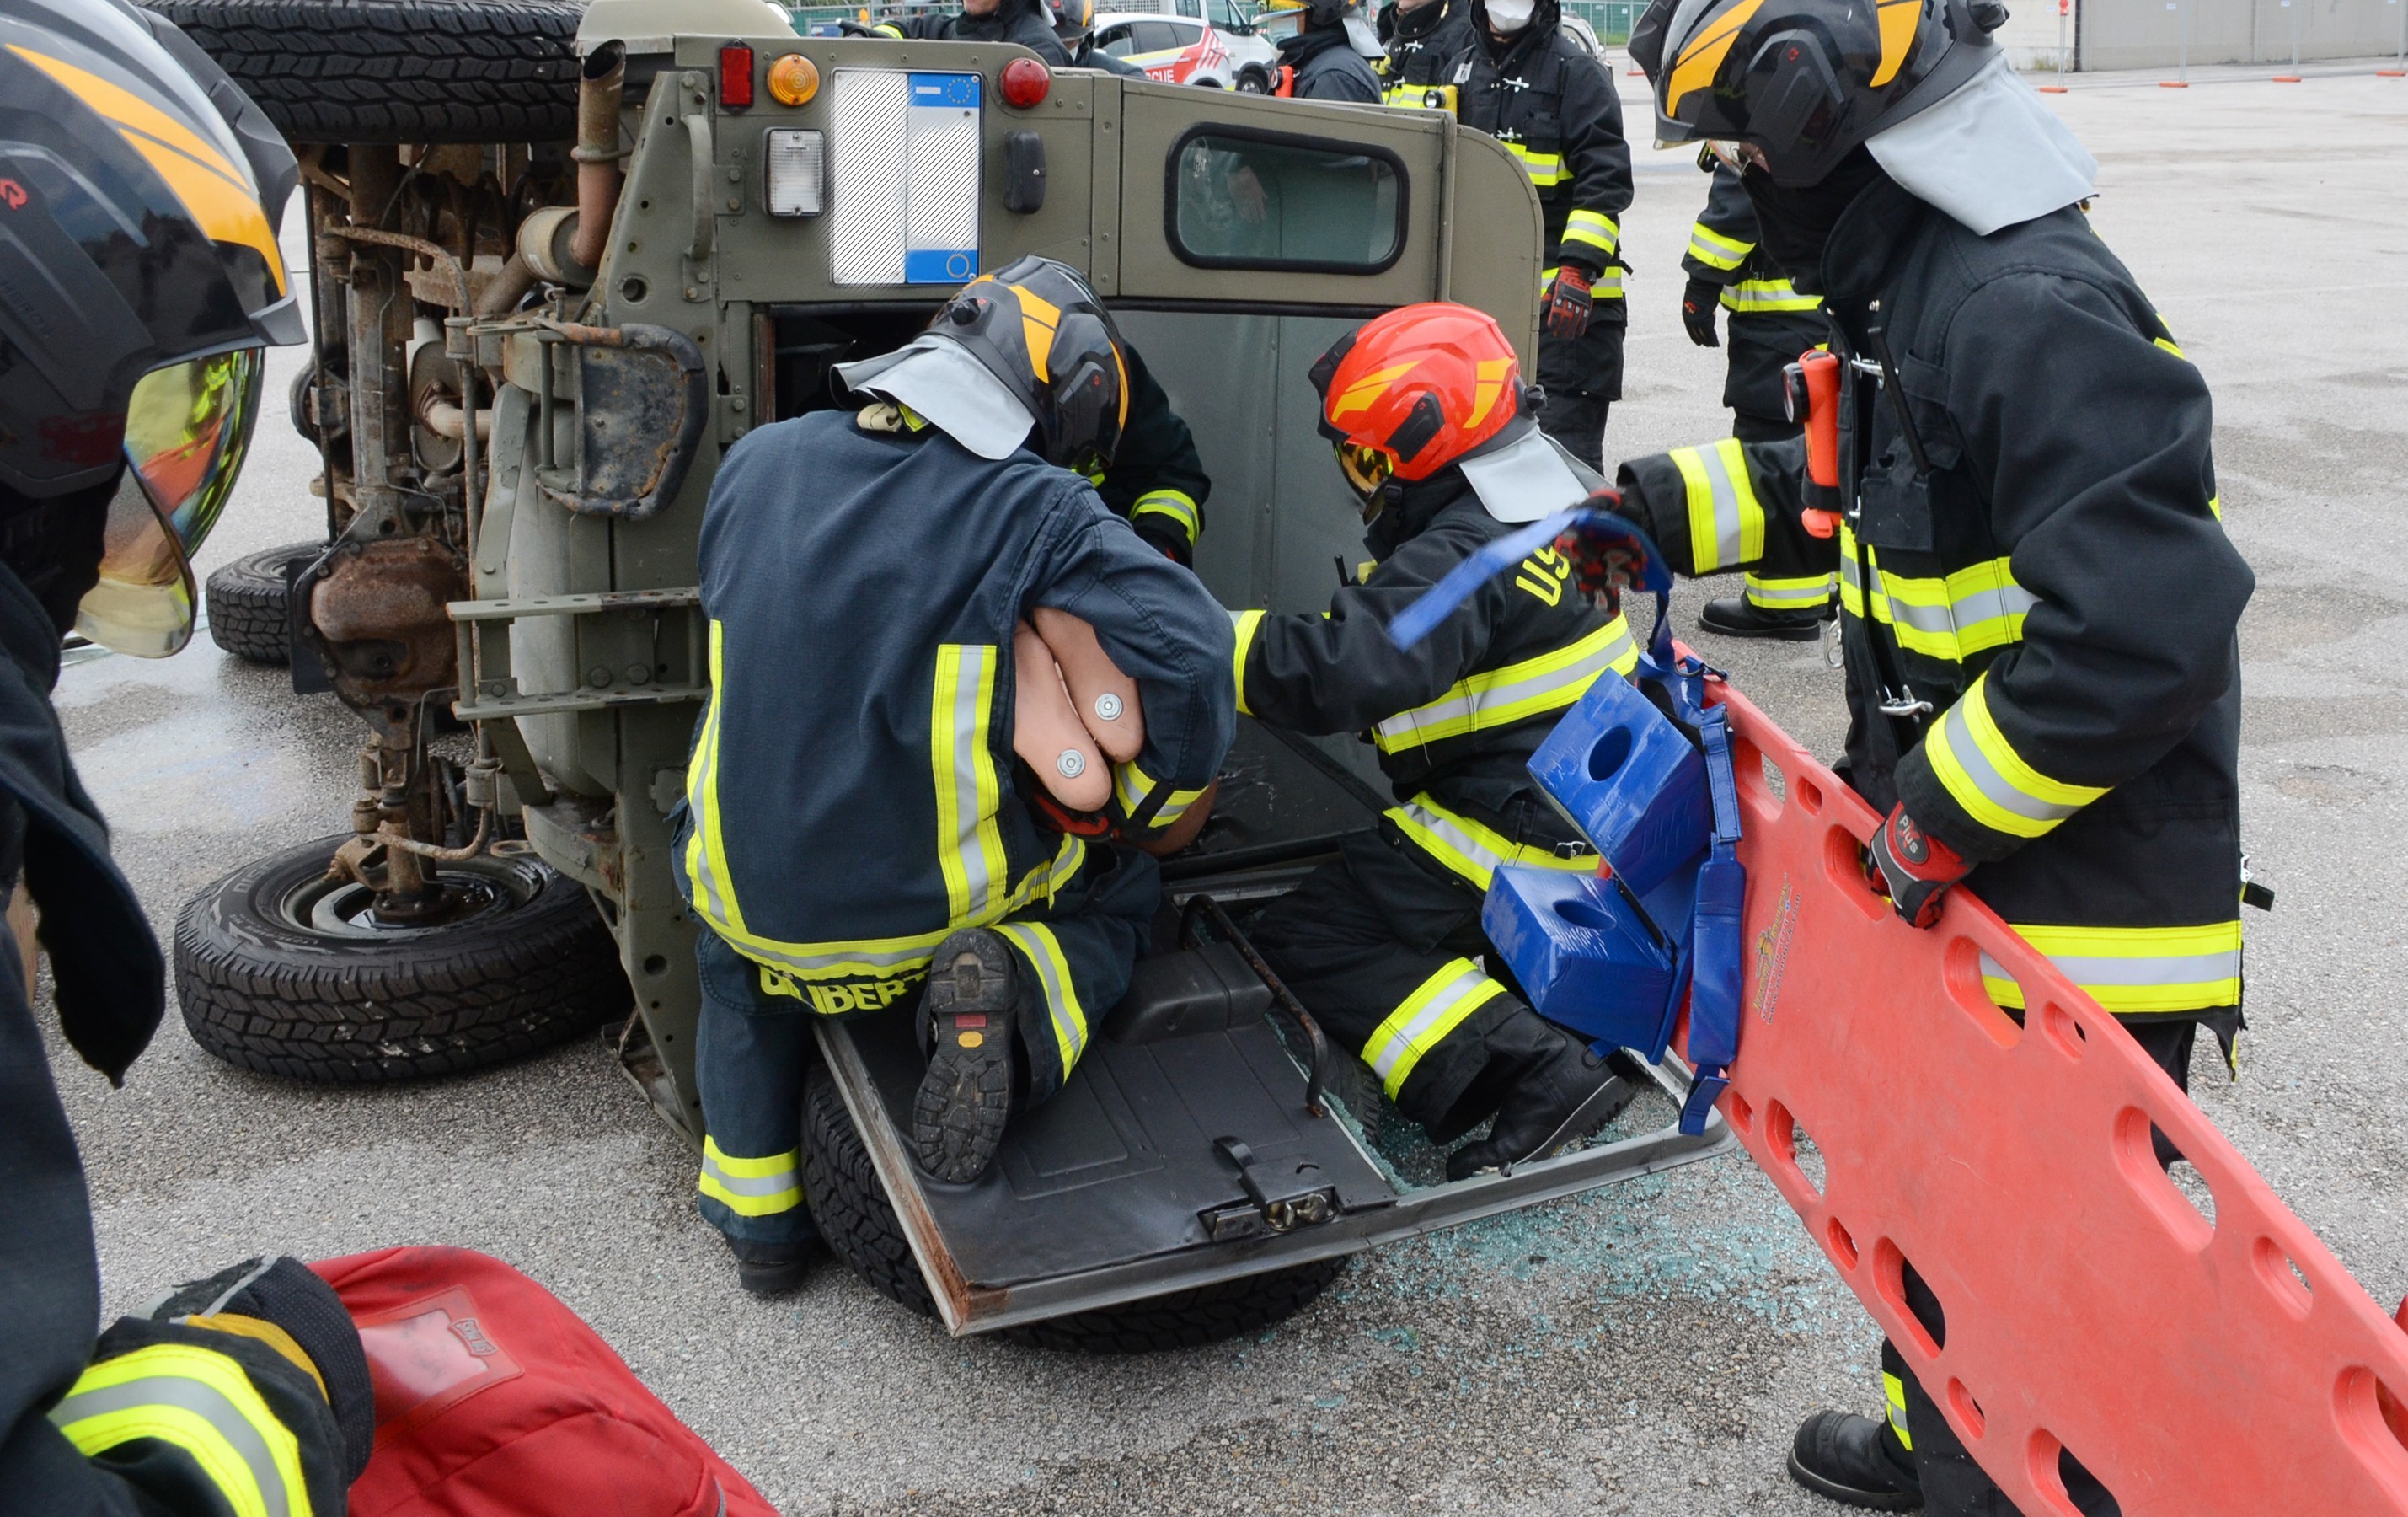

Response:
(1202, 1137), (1339, 1241)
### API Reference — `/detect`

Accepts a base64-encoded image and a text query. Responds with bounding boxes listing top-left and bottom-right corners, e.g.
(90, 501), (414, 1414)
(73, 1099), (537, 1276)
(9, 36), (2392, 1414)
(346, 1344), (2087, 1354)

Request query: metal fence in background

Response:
(1560, 0), (1645, 45)
(2077, 0), (2408, 69)
(787, 0), (1651, 43)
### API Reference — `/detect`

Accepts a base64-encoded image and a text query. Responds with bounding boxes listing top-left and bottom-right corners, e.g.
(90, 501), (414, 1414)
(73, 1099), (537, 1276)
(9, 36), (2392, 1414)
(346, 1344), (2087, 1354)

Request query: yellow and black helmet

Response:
(1629, 0), (2000, 187)
(933, 256), (1130, 472)
(0, 0), (300, 654)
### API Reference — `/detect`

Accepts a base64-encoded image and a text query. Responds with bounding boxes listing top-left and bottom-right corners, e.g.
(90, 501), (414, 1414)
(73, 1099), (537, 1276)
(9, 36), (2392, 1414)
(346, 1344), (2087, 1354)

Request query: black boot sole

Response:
(1697, 604), (1827, 642)
(912, 934), (1018, 1184)
(736, 1257), (811, 1299)
(1786, 1450), (1924, 1511)
(1500, 1073), (1636, 1176)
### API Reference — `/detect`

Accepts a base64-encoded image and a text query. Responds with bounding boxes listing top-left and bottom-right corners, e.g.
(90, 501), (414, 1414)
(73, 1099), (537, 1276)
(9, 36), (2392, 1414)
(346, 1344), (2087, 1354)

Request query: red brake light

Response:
(720, 42), (755, 109)
(1000, 56), (1051, 109)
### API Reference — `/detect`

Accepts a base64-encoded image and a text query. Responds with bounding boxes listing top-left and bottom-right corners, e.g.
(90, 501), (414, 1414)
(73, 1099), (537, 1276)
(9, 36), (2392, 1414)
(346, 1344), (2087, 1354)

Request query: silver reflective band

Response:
(1373, 625), (1629, 750)
(1368, 964), (1490, 1088)
(699, 1155), (800, 1198)
(1942, 714), (2081, 827)
(1979, 948), (2242, 990)
(51, 1375), (294, 1517)
(1697, 443), (1750, 567)
(766, 129), (826, 216)
(944, 644), (1001, 917)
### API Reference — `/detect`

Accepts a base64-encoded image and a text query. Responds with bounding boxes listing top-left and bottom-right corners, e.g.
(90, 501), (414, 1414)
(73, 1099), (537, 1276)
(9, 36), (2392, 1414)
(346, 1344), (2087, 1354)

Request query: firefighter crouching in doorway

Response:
(1237, 304), (1641, 1181)
(677, 258), (1235, 1296)
(1445, 0), (1630, 472)
(1678, 158), (1836, 642)
(1613, 0), (2257, 1509)
(0, 2), (377, 1507)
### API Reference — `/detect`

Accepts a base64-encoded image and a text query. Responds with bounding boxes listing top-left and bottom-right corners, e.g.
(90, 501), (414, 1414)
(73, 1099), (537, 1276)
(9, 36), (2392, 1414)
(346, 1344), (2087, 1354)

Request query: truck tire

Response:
(800, 1061), (1347, 1352)
(175, 835), (628, 1082)
(204, 541), (317, 666)
(138, 0), (582, 146)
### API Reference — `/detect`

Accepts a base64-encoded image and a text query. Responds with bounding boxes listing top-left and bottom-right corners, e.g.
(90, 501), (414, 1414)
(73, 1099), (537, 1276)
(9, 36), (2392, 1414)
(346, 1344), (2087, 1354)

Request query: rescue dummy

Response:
(675, 257), (1234, 1295)
(0, 2), (383, 1509)
(1613, 0), (2256, 1506)
(1233, 303), (1643, 1181)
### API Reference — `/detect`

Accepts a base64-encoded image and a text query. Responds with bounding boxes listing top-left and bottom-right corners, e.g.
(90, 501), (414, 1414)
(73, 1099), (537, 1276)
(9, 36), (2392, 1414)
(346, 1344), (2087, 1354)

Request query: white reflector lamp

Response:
(765, 129), (826, 217)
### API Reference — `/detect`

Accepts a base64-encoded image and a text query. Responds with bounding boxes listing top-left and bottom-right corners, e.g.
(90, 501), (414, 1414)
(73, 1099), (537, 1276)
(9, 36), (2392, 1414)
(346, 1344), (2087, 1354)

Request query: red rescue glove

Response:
(1868, 802), (1969, 929)
(1680, 277), (1721, 348)
(1544, 265), (1593, 340)
(1552, 488), (1652, 612)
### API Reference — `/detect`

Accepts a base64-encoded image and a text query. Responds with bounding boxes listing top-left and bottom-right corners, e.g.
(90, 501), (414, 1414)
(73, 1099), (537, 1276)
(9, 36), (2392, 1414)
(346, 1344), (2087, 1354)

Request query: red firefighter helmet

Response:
(1309, 303), (1527, 511)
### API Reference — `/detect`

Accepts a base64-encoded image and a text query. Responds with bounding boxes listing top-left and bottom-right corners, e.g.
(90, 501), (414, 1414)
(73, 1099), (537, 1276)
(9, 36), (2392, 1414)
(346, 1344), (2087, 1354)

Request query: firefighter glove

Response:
(1868, 802), (1969, 930)
(151, 1257), (377, 1483)
(1681, 278), (1722, 348)
(1554, 490), (1649, 609)
(1544, 265), (1593, 340)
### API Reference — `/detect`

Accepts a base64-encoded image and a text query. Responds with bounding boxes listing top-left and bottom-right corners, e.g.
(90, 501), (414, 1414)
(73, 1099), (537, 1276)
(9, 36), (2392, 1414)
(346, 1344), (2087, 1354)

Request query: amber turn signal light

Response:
(766, 52), (821, 106)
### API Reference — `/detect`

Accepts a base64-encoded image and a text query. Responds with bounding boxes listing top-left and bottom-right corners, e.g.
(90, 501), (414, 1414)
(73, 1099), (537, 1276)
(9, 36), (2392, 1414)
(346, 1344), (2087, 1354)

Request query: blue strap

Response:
(1631, 601), (1745, 1136)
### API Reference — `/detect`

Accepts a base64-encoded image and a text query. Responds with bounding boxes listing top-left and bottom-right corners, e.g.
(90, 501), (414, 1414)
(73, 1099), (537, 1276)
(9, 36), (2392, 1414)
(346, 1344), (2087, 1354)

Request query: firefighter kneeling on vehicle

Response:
(677, 257), (1234, 1296)
(1236, 303), (1643, 1180)
(1607, 0), (2259, 1509)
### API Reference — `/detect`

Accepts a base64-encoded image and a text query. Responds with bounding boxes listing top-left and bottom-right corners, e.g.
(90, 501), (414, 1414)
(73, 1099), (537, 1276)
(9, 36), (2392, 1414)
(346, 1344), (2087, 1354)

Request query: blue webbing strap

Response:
(1634, 603), (1746, 1137)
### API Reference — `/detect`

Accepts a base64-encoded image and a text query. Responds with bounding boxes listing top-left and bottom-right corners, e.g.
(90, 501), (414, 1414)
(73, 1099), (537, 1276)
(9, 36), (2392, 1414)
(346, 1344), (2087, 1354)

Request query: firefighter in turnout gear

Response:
(0, 0), (377, 1509)
(1098, 342), (1213, 566)
(1680, 158), (1834, 641)
(1264, 0), (1383, 101)
(1239, 305), (1641, 1181)
(1448, 0), (1630, 471)
(677, 258), (1235, 1295)
(1374, 0), (1474, 106)
(858, 0), (1073, 66)
(1624, 0), (2254, 1509)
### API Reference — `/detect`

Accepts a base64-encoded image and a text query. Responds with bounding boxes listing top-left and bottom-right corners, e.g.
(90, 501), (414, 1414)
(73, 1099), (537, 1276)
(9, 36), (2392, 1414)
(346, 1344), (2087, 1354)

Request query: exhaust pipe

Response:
(569, 41), (626, 275)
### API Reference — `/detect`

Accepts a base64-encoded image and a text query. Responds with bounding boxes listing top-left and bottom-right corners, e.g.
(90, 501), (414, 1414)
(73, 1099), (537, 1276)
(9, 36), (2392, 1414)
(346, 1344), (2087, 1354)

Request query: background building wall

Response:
(2079, 0), (2406, 68)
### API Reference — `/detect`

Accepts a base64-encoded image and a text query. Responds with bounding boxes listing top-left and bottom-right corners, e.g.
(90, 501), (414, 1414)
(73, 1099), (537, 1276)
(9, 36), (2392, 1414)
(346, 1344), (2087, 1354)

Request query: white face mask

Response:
(1485, 0), (1533, 30)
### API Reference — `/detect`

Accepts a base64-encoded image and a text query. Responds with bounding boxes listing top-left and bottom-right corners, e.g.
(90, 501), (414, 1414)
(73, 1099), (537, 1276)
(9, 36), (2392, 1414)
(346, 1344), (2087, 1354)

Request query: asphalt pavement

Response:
(40, 63), (2408, 1516)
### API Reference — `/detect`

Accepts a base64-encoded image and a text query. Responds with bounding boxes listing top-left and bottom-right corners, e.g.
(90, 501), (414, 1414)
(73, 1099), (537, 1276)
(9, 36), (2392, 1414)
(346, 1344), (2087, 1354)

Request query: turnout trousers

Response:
(1535, 312), (1626, 474)
(692, 844), (1160, 1246)
(1879, 1018), (2203, 1515)
(1248, 823), (1544, 1138)
(1730, 410), (1837, 619)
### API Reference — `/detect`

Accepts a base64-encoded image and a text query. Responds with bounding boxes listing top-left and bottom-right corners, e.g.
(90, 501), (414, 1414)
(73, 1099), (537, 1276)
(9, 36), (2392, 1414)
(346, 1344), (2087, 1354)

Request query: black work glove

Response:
(836, 18), (882, 34)
(153, 1257), (376, 1484)
(1681, 277), (1721, 347)
(1867, 803), (1970, 929)
(1544, 265), (1593, 340)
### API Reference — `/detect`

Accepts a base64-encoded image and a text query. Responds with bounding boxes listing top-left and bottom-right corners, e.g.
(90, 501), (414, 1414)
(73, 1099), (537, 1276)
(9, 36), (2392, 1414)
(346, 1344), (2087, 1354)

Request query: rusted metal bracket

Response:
(527, 318), (709, 522)
(449, 587), (706, 721)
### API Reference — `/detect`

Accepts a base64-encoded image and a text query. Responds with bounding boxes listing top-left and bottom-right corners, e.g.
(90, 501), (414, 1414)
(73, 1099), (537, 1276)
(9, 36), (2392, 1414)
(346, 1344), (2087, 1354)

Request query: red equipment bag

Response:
(1689, 678), (2408, 1515)
(309, 1247), (777, 1517)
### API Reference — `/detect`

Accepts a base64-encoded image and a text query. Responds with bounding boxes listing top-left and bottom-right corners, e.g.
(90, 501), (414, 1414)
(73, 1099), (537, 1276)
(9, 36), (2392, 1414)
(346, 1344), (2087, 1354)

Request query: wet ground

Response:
(40, 60), (2408, 1517)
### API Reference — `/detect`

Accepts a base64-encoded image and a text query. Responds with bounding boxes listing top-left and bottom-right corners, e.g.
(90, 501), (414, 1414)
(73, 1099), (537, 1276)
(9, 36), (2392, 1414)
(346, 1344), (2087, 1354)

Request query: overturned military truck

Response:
(157, 0), (1734, 1345)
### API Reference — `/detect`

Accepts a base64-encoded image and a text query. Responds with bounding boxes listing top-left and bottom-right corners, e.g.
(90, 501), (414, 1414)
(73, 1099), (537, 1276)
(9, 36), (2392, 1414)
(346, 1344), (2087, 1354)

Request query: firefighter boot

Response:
(1787, 1411), (1924, 1511)
(1699, 595), (1827, 641)
(1442, 1013), (1635, 1180)
(727, 1236), (815, 1299)
(913, 929), (1020, 1184)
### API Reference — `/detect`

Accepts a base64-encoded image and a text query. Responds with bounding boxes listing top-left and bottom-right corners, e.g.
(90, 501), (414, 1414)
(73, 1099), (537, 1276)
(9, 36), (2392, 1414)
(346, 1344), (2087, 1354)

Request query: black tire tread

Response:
(174, 835), (629, 1082)
(204, 540), (317, 665)
(800, 1062), (1346, 1353)
(139, 0), (582, 145)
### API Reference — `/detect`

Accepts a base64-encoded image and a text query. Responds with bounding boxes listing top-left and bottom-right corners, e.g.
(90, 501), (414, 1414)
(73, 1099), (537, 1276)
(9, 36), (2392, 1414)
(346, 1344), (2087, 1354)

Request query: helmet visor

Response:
(75, 348), (264, 657)
(1335, 440), (1395, 507)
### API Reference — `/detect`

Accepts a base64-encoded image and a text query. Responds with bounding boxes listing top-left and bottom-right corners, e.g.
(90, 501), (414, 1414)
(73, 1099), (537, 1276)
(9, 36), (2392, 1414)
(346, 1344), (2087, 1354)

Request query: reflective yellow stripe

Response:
(51, 1343), (310, 1517)
(1883, 1372), (1913, 1453)
(1229, 608), (1265, 718)
(1923, 673), (2108, 842)
(1373, 616), (1635, 753)
(1544, 262), (1624, 302)
(687, 626), (1086, 985)
(683, 621), (747, 935)
(1112, 758), (1207, 827)
(2207, 492), (2223, 521)
(1720, 277), (1821, 314)
(1670, 437), (1763, 574)
(994, 921), (1089, 1074)
(1837, 526), (2034, 663)
(1743, 572), (1834, 612)
(1687, 221), (1751, 271)
(1504, 142), (1565, 186)
(870, 21), (904, 35)
(1383, 792), (1593, 891)
(1980, 920), (2243, 1015)
(698, 1136), (803, 1216)
(1562, 208), (1619, 258)
(932, 644), (1009, 921)
(1129, 489), (1199, 545)
(1362, 957), (1506, 1098)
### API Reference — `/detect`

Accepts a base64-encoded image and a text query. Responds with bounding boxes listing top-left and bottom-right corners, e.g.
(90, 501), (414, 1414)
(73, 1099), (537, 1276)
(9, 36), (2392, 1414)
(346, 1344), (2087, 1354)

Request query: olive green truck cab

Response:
(169, 0), (1728, 1342)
